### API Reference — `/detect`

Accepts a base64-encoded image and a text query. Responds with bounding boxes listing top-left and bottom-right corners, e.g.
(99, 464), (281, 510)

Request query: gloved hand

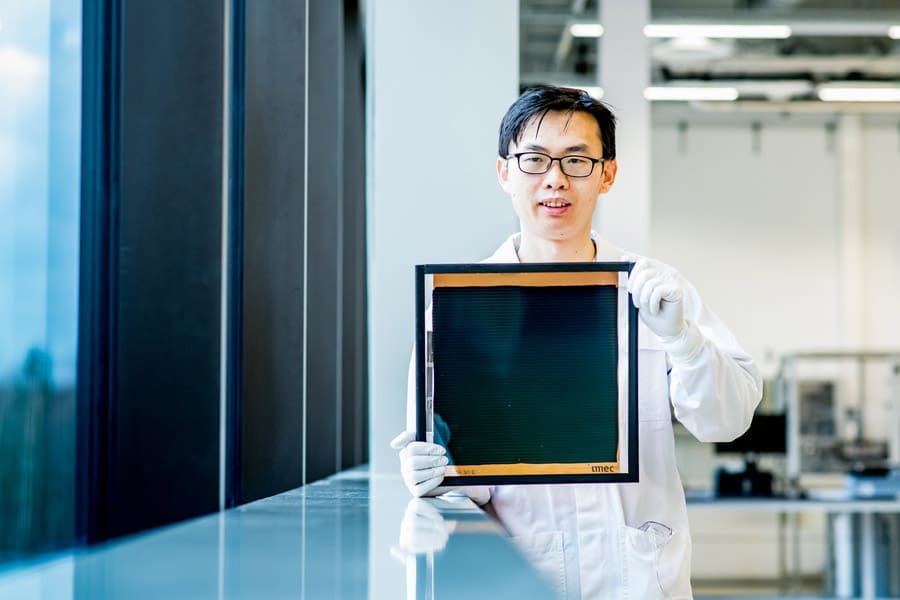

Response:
(626, 257), (687, 339)
(390, 431), (449, 497)
(390, 431), (491, 505)
(626, 257), (703, 361)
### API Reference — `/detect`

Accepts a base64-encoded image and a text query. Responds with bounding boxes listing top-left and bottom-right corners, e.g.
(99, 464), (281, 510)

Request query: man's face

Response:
(497, 110), (617, 243)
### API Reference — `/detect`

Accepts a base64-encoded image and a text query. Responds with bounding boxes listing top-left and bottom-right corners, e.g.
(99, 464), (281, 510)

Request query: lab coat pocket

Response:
(510, 530), (567, 599)
(620, 522), (671, 600)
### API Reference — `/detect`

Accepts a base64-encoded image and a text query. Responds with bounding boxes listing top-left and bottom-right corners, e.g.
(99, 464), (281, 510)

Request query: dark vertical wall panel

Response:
(112, 1), (224, 535)
(241, 0), (307, 502)
(81, 0), (367, 538)
(78, 0), (118, 543)
(341, 0), (368, 469)
(306, 0), (343, 482)
(80, 0), (224, 542)
(224, 0), (246, 510)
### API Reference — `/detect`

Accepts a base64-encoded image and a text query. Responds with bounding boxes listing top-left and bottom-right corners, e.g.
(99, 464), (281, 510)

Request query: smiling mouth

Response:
(540, 200), (570, 208)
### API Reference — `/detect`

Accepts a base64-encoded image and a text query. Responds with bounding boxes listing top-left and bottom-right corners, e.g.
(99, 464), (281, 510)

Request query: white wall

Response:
(652, 114), (900, 580)
(597, 0), (651, 254)
(861, 123), (900, 348)
(366, 0), (519, 473)
(366, 4), (518, 597)
(650, 116), (900, 378)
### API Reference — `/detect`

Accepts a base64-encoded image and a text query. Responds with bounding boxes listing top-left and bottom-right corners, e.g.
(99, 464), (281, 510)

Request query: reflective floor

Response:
(0, 468), (554, 599)
(8, 467), (897, 599)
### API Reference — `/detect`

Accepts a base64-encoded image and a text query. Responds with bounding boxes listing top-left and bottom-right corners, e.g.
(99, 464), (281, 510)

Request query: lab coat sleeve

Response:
(665, 280), (763, 443)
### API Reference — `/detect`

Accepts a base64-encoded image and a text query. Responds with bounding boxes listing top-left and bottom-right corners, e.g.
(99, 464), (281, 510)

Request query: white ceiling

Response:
(520, 0), (900, 110)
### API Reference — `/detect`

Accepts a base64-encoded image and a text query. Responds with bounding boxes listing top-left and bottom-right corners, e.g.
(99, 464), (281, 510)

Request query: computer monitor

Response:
(714, 413), (787, 456)
(713, 413), (787, 497)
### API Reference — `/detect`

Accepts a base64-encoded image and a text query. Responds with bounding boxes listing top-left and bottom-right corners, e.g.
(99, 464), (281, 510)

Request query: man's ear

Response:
(496, 156), (510, 192)
(598, 158), (618, 194)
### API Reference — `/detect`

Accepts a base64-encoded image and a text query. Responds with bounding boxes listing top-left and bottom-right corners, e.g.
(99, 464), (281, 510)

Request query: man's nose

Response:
(542, 160), (569, 189)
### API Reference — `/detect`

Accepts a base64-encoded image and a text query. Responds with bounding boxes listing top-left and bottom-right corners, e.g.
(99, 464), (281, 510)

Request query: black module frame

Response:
(415, 262), (639, 486)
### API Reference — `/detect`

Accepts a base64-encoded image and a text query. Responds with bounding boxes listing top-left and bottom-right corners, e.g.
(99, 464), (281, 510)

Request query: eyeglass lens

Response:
(517, 152), (597, 177)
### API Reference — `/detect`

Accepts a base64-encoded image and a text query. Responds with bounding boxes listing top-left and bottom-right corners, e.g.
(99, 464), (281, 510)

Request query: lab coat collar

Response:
(486, 231), (629, 263)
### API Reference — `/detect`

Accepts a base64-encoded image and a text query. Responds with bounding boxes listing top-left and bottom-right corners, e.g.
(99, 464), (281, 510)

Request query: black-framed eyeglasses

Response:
(506, 152), (605, 178)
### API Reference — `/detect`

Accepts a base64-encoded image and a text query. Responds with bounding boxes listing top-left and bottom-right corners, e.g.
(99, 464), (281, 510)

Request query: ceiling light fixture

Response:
(569, 23), (604, 38)
(643, 24), (791, 39)
(889, 25), (900, 39)
(817, 85), (900, 102)
(643, 86), (739, 101)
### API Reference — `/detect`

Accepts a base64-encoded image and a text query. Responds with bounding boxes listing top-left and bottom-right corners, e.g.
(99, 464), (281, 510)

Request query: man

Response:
(391, 85), (762, 599)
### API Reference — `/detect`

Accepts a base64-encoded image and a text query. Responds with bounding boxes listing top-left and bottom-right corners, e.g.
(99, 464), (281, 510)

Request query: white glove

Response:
(627, 257), (686, 338)
(396, 498), (454, 555)
(390, 431), (448, 497)
(626, 257), (703, 361)
(390, 431), (491, 505)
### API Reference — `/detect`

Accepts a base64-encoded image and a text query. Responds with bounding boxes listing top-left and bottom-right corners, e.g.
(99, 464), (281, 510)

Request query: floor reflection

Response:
(1, 468), (556, 599)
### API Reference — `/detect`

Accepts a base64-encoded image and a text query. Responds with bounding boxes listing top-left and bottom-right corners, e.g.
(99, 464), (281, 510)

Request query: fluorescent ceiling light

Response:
(817, 85), (900, 102)
(644, 86), (739, 101)
(569, 23), (604, 38)
(889, 25), (900, 39)
(726, 80), (814, 101)
(644, 24), (791, 39)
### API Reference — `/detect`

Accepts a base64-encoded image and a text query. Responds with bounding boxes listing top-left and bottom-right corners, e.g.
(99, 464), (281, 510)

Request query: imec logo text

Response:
(591, 465), (615, 473)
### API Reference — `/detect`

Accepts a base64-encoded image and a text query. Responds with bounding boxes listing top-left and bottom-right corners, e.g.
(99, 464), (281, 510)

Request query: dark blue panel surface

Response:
(432, 285), (619, 465)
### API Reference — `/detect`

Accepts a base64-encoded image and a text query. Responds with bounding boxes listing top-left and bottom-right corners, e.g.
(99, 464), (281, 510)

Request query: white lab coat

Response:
(406, 232), (762, 599)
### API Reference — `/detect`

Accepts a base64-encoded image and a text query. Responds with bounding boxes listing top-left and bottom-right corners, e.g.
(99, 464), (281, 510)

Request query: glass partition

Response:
(0, 0), (81, 564)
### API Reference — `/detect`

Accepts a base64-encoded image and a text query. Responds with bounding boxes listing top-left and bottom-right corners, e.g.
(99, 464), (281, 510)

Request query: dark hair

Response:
(498, 85), (616, 160)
